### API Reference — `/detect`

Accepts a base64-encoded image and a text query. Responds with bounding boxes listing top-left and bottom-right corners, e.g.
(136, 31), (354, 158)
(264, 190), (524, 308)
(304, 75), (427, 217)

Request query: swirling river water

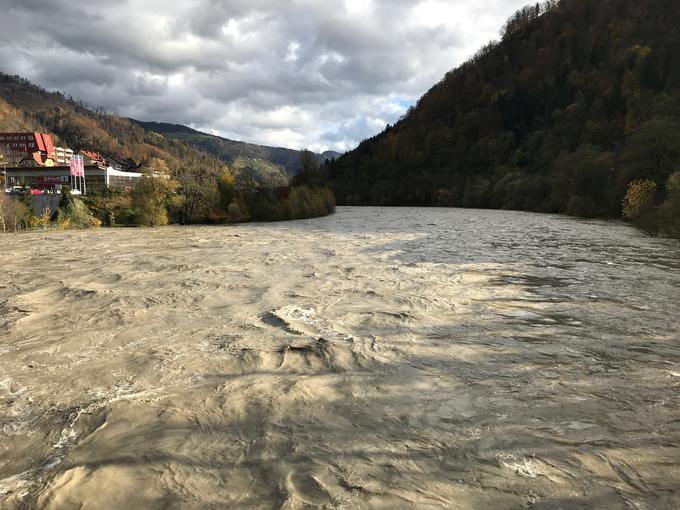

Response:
(1, 207), (679, 509)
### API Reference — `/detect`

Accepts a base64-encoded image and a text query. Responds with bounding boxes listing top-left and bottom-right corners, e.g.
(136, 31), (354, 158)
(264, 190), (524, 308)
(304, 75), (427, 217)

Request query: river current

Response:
(1, 207), (679, 509)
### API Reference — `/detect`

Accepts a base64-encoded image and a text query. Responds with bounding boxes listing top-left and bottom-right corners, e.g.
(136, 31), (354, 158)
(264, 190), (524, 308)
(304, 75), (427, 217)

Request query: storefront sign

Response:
(35, 176), (69, 184)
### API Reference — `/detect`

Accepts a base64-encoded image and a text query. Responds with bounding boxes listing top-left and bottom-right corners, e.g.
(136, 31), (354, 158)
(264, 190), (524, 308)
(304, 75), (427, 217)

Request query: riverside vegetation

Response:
(0, 155), (335, 233)
(622, 172), (680, 237)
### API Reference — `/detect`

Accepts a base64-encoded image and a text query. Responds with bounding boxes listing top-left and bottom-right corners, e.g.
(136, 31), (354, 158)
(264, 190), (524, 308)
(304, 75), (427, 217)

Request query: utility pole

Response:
(0, 155), (6, 233)
(0, 154), (7, 190)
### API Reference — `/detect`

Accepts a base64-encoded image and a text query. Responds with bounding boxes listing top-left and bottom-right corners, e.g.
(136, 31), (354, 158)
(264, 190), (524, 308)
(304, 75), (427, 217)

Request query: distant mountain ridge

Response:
(329, 0), (680, 218)
(132, 120), (342, 186)
(320, 150), (342, 161)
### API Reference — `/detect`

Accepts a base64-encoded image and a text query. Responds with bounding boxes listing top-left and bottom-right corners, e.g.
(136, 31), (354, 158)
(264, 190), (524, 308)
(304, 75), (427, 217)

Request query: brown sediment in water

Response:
(1, 207), (679, 509)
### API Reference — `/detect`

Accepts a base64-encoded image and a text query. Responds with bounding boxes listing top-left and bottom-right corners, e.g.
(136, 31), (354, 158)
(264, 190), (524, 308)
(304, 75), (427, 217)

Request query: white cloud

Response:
(0, 0), (529, 151)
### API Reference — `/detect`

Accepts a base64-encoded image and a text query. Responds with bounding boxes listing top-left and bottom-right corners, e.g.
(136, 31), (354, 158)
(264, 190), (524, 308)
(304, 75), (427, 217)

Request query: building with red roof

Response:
(0, 133), (55, 165)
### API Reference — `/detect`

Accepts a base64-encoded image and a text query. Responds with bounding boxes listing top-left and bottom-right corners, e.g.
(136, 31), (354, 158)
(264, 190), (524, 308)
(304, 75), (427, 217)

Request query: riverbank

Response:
(1, 207), (679, 509)
(0, 185), (336, 232)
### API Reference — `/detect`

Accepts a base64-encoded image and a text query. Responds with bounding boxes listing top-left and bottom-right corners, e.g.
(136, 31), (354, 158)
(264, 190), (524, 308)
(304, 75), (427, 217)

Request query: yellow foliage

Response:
(626, 45), (652, 62)
(219, 166), (234, 186)
(55, 216), (71, 230)
(622, 179), (656, 220)
(28, 207), (52, 229)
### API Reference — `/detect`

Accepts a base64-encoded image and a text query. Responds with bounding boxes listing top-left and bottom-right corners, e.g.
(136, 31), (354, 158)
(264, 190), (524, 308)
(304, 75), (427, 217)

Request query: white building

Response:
(51, 147), (74, 165)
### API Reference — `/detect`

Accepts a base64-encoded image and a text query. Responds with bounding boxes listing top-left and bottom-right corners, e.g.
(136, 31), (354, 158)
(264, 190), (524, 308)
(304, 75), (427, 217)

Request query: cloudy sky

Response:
(0, 0), (529, 152)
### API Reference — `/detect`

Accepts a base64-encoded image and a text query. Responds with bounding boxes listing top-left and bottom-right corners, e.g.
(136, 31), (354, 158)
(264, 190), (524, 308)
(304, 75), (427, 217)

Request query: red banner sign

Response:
(70, 155), (84, 177)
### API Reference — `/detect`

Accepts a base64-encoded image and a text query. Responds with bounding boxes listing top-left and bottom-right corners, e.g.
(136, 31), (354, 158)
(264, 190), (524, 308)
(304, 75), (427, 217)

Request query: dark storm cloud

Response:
(0, 0), (529, 151)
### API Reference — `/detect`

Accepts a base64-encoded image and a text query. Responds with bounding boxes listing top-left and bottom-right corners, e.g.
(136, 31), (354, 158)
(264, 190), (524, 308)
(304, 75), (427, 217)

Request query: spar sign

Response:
(36, 176), (68, 184)
(34, 175), (69, 189)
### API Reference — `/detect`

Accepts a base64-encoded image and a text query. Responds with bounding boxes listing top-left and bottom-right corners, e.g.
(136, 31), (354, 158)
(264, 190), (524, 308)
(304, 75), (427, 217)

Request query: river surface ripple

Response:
(1, 207), (679, 509)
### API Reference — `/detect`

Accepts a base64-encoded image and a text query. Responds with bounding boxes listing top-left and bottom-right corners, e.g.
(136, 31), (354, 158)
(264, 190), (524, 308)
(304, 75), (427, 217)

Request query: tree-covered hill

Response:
(133, 121), (342, 186)
(328, 0), (680, 218)
(0, 73), (226, 177)
(132, 120), (303, 185)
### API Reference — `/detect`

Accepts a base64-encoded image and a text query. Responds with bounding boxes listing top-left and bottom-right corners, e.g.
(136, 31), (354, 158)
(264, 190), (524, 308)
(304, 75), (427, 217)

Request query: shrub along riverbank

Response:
(0, 189), (102, 233)
(0, 181), (335, 232)
(622, 171), (680, 239)
(80, 184), (335, 228)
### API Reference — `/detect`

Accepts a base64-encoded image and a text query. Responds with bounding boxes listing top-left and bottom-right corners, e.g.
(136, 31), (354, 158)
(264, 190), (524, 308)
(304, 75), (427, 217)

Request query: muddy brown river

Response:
(1, 207), (679, 509)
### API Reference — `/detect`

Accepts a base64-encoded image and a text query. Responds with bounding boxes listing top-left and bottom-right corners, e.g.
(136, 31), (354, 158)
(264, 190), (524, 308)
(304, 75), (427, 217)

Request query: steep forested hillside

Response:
(0, 74), (226, 177)
(329, 0), (680, 217)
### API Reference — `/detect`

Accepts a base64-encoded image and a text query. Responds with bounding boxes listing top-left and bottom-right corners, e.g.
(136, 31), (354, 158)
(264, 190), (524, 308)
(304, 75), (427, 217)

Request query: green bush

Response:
(288, 186), (336, 219)
(227, 201), (248, 222)
(82, 194), (135, 226)
(242, 186), (335, 222)
(57, 197), (101, 229)
(132, 178), (177, 227)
